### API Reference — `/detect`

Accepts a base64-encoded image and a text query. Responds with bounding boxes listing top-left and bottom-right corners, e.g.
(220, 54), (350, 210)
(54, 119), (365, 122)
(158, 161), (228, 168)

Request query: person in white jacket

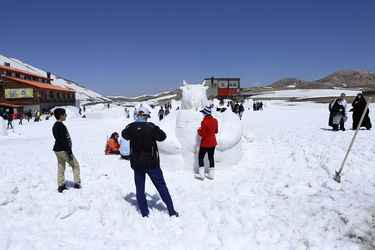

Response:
(119, 136), (130, 160)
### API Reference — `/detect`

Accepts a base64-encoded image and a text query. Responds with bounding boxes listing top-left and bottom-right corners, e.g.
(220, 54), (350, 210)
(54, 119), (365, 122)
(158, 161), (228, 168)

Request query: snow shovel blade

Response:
(334, 171), (341, 183)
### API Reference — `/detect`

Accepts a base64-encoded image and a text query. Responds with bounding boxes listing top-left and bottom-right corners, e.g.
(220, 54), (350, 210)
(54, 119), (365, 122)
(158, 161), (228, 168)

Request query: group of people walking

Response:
(328, 93), (372, 131)
(52, 104), (218, 218)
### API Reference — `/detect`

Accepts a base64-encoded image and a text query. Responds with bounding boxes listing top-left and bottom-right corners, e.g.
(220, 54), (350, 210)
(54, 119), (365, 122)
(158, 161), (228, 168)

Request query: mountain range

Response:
(268, 69), (375, 90)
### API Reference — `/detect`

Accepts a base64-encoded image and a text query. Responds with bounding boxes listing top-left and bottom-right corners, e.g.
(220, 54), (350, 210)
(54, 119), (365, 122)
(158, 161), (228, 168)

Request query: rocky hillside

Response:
(269, 69), (375, 90)
(314, 69), (375, 88)
(268, 78), (310, 88)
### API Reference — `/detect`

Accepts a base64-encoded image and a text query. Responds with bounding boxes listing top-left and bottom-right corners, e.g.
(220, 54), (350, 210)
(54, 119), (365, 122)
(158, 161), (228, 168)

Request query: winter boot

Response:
(194, 167), (205, 180)
(205, 167), (215, 180)
(169, 211), (179, 217)
(58, 185), (68, 193)
(74, 184), (81, 189)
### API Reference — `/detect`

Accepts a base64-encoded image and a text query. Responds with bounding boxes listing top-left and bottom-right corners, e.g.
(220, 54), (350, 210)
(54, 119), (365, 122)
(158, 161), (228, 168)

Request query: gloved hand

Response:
(68, 153), (73, 162)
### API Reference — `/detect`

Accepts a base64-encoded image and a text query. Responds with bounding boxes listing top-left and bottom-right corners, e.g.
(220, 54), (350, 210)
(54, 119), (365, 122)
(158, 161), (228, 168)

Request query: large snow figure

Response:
(180, 80), (209, 110)
(160, 80), (243, 171)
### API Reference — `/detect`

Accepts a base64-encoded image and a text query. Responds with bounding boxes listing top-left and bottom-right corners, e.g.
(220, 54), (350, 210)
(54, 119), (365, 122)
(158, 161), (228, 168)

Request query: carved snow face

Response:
(179, 80), (208, 110)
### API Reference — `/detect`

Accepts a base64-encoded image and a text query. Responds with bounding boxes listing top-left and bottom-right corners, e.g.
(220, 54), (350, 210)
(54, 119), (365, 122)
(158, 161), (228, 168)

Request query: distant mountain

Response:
(314, 69), (375, 88)
(107, 89), (182, 106)
(268, 78), (310, 88)
(0, 53), (112, 104)
(268, 69), (375, 90)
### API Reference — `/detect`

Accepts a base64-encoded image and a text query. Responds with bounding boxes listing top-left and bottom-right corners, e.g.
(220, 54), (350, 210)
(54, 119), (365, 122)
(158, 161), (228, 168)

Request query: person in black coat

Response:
(122, 107), (178, 217)
(350, 93), (372, 130)
(6, 112), (13, 129)
(331, 98), (346, 131)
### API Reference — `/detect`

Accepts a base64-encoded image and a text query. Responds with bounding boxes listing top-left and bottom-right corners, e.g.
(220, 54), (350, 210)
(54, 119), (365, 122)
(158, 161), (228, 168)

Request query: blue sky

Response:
(2, 0), (375, 97)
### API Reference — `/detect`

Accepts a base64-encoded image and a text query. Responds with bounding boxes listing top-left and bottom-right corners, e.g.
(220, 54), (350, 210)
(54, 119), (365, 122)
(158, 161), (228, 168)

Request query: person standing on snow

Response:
(195, 106), (218, 180)
(18, 112), (24, 125)
(331, 98), (346, 131)
(125, 108), (130, 119)
(350, 93), (372, 130)
(52, 108), (81, 193)
(239, 103), (244, 120)
(158, 106), (164, 121)
(122, 107), (178, 217)
(6, 111), (13, 129)
(133, 107), (138, 120)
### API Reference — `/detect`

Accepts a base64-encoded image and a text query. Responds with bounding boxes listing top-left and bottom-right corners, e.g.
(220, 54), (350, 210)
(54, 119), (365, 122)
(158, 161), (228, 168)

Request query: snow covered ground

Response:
(1, 100), (375, 249)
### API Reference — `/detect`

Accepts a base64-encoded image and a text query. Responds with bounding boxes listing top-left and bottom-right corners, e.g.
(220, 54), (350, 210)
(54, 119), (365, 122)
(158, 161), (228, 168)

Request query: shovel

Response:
(334, 97), (372, 183)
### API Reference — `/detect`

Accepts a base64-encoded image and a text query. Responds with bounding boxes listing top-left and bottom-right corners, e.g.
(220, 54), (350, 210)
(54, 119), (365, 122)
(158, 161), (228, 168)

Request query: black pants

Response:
(198, 146), (215, 168)
(333, 118), (345, 131)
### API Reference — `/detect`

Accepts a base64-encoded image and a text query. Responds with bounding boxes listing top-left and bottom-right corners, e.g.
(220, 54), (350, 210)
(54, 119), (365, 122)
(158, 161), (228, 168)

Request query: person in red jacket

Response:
(195, 106), (218, 180)
(105, 132), (120, 155)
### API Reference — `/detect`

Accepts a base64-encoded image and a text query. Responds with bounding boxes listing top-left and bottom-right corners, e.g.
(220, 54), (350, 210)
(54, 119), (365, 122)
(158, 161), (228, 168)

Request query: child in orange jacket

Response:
(105, 132), (120, 155)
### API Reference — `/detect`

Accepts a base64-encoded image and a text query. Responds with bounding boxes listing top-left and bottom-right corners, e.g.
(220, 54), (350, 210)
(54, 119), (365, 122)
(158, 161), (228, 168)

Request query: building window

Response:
(20, 74), (25, 79)
(6, 71), (11, 76)
(229, 80), (239, 88)
(218, 80), (228, 88)
(32, 77), (36, 81)
(15, 73), (20, 78)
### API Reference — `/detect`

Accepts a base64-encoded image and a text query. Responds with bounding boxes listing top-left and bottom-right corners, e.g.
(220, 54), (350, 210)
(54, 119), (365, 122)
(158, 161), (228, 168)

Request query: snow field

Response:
(0, 101), (375, 249)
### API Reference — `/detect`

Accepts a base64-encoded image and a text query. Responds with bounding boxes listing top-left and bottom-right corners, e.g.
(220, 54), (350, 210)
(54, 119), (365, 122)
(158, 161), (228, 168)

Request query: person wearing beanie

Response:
(195, 106), (218, 180)
(105, 132), (121, 155)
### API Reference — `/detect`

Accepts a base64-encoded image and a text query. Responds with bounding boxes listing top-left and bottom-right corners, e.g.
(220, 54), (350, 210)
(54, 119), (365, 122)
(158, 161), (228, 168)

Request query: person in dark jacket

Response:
(52, 108), (81, 193)
(195, 106), (218, 180)
(331, 98), (346, 131)
(158, 106), (164, 121)
(122, 107), (178, 217)
(350, 93), (372, 130)
(239, 103), (244, 120)
(6, 112), (13, 129)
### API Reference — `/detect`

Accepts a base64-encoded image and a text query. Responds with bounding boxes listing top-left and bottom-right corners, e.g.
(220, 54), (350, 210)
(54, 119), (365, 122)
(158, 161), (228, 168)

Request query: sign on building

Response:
(5, 88), (33, 98)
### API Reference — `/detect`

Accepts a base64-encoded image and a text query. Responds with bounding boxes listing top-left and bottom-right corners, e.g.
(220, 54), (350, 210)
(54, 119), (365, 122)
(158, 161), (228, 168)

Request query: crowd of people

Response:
(253, 101), (263, 111)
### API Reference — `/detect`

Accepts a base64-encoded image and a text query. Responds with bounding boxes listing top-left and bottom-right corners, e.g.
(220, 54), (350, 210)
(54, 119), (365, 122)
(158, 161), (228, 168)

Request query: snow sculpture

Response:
(0, 117), (7, 136)
(158, 80), (243, 171)
(180, 80), (209, 110)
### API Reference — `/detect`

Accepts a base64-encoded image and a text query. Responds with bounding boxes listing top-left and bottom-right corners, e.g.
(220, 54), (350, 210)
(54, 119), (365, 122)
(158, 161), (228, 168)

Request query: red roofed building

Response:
(0, 62), (76, 114)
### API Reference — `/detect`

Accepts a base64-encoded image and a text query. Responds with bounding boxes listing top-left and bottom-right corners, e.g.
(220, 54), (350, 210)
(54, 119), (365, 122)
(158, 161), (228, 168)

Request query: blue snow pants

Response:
(134, 168), (176, 217)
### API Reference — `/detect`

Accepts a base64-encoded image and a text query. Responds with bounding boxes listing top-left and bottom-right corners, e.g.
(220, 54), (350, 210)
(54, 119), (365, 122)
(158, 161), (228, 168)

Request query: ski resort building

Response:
(204, 77), (240, 99)
(0, 63), (76, 113)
